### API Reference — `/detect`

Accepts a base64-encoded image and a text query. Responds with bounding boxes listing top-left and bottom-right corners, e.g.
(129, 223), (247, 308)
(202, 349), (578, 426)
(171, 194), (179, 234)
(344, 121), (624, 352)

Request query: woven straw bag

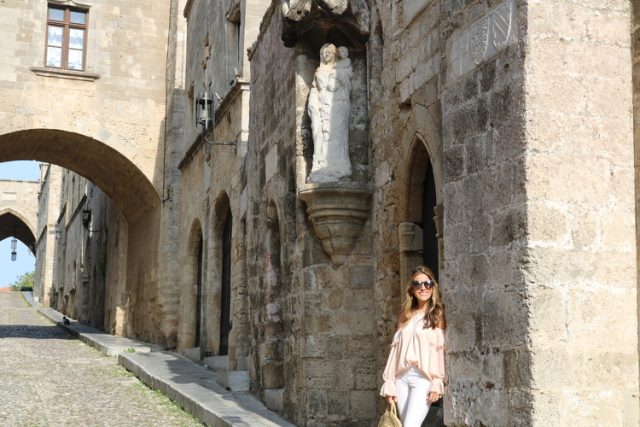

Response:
(377, 402), (402, 427)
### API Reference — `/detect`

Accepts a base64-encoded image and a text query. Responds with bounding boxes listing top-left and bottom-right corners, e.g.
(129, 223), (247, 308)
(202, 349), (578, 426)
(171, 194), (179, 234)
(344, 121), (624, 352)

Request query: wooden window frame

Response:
(45, 4), (89, 71)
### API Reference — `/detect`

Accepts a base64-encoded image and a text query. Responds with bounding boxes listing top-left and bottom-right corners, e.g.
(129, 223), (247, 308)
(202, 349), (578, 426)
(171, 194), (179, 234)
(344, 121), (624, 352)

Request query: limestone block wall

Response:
(367, 0), (445, 418)
(438, 1), (531, 424)
(175, 143), (209, 351)
(246, 8), (300, 419)
(0, 0), (170, 192)
(249, 7), (378, 425)
(156, 0), (189, 349)
(35, 164), (62, 306)
(173, 0), (268, 359)
(43, 166), (125, 331)
(526, 0), (639, 424)
(2, 0), (172, 345)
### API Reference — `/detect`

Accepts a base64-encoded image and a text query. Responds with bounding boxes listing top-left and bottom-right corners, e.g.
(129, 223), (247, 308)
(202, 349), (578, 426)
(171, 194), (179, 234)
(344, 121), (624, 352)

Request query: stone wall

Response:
(0, 0), (169, 203)
(12, 0), (640, 425)
(40, 165), (126, 332)
(248, 5), (379, 425)
(173, 0), (269, 372)
(438, 1), (531, 424)
(526, 0), (638, 424)
(34, 165), (62, 306)
(1, 0), (173, 344)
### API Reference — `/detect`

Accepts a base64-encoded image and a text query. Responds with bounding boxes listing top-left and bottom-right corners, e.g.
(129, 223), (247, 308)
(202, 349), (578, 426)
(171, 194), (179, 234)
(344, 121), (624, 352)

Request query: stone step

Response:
(203, 355), (251, 391)
(181, 347), (201, 362)
(203, 355), (249, 372)
(264, 388), (284, 412)
(214, 369), (250, 392)
(203, 355), (228, 371)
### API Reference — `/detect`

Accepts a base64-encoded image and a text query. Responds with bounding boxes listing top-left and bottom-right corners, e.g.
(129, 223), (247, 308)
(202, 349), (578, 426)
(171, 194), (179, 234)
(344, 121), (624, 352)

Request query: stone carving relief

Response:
(282, 0), (349, 21)
(448, 0), (516, 82)
(281, 0), (312, 20)
(281, 0), (369, 47)
(307, 43), (352, 183)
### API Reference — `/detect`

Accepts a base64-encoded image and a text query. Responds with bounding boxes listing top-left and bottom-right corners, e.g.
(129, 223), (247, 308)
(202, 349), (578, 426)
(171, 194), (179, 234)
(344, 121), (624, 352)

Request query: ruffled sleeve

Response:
(427, 327), (446, 394)
(380, 335), (400, 397)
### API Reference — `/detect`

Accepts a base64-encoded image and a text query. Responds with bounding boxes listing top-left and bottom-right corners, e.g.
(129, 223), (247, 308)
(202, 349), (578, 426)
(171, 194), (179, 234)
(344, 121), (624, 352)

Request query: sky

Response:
(0, 161), (40, 287)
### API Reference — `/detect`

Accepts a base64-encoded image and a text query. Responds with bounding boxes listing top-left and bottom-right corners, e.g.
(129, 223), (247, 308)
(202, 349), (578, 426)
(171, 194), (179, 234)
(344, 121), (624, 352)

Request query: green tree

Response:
(10, 271), (34, 291)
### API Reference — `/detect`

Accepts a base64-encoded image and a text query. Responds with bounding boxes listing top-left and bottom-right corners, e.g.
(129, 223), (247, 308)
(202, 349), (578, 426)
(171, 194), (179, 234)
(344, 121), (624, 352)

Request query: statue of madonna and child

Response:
(307, 43), (353, 183)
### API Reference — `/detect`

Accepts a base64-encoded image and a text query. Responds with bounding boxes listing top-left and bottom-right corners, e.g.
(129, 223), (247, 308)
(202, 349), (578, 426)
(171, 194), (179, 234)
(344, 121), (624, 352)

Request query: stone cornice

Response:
(214, 78), (249, 123)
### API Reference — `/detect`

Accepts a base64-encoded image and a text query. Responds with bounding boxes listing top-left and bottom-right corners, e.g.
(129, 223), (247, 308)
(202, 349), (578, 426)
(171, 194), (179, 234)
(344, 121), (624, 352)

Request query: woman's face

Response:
(411, 273), (433, 304)
(321, 46), (336, 63)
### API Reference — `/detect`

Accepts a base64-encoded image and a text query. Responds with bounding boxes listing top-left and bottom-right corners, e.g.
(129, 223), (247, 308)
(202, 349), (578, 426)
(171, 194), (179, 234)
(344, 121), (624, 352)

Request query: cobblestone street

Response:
(0, 292), (202, 427)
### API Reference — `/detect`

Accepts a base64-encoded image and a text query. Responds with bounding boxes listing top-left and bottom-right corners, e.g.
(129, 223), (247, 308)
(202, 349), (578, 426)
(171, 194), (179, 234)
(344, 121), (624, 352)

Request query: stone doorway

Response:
(219, 210), (232, 356)
(195, 233), (204, 348)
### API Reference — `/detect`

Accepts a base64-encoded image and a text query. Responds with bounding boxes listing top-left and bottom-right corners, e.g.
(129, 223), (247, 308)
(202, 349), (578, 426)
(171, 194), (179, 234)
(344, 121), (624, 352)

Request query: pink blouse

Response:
(380, 312), (445, 397)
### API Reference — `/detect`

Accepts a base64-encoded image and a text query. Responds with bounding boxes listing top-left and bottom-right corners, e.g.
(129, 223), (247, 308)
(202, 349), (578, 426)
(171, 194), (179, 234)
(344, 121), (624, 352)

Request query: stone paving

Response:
(0, 291), (202, 427)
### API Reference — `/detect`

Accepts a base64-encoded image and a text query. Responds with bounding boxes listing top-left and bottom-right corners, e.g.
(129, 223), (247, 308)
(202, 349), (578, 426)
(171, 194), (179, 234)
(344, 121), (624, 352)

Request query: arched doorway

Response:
(421, 160), (439, 280)
(399, 137), (443, 282)
(195, 231), (204, 348)
(178, 220), (204, 352)
(220, 209), (232, 356)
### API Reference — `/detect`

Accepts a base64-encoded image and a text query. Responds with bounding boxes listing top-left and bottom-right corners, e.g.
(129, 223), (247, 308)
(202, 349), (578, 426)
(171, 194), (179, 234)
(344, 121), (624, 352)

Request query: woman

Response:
(380, 266), (446, 427)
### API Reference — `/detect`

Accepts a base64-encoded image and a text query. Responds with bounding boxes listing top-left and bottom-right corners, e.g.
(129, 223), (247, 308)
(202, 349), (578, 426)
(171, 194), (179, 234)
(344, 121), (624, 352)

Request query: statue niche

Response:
(286, 1), (372, 265)
(307, 43), (352, 183)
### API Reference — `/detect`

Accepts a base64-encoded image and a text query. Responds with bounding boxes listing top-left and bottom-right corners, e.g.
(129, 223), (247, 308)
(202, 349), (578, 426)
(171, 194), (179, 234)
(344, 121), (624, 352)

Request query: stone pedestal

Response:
(298, 182), (372, 265)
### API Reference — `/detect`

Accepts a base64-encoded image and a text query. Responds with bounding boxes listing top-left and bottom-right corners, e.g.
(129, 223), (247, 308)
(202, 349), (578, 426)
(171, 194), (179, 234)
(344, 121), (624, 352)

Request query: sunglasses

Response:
(411, 279), (434, 290)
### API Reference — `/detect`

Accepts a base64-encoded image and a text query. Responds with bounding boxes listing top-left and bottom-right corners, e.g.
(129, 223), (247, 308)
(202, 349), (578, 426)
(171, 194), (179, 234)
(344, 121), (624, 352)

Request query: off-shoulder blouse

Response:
(380, 311), (445, 397)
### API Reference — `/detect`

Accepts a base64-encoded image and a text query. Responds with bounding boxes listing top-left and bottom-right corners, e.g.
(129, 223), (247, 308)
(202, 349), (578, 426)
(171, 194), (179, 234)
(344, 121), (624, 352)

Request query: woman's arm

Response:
(380, 334), (400, 398)
(427, 327), (446, 396)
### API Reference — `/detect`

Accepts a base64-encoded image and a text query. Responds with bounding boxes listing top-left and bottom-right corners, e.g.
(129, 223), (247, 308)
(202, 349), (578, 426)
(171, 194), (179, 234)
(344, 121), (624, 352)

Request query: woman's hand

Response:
(385, 395), (396, 406)
(427, 391), (441, 404)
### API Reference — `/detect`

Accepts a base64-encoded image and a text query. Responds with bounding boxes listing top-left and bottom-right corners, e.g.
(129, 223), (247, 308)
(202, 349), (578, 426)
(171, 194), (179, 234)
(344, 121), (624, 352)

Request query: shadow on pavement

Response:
(0, 324), (73, 339)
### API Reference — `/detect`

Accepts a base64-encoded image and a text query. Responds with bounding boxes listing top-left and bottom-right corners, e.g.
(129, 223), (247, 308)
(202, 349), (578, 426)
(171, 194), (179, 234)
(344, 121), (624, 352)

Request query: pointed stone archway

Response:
(0, 179), (39, 252)
(0, 209), (37, 253)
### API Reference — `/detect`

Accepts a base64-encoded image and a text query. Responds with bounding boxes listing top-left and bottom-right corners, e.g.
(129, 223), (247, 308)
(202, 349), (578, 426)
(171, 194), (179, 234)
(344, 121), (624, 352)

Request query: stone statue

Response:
(307, 44), (353, 183)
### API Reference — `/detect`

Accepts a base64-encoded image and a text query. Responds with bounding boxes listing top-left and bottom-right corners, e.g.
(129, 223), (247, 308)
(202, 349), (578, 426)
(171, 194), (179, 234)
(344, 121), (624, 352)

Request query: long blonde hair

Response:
(397, 266), (445, 329)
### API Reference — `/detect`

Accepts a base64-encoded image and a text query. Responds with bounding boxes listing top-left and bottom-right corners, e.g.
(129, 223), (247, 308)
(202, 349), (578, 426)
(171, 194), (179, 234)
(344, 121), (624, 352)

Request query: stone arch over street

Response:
(0, 208), (36, 252)
(0, 130), (166, 344)
(0, 129), (160, 222)
(0, 178), (39, 252)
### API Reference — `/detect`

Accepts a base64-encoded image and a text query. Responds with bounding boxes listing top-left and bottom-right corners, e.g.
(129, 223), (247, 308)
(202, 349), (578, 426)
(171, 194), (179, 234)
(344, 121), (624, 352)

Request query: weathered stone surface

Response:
(4, 0), (638, 425)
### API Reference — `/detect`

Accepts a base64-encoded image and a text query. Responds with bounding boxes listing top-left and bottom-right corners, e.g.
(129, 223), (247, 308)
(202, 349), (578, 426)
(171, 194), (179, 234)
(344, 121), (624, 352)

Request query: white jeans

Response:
(395, 366), (432, 427)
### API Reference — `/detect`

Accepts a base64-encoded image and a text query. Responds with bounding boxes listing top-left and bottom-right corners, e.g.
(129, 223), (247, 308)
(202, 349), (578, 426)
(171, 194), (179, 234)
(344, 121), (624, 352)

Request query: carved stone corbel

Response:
(298, 182), (372, 265)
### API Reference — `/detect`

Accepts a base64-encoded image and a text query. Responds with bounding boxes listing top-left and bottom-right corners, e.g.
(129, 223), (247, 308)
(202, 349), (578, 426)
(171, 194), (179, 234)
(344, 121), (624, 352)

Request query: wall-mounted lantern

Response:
(82, 209), (91, 228)
(195, 91), (213, 134)
(10, 237), (17, 261)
